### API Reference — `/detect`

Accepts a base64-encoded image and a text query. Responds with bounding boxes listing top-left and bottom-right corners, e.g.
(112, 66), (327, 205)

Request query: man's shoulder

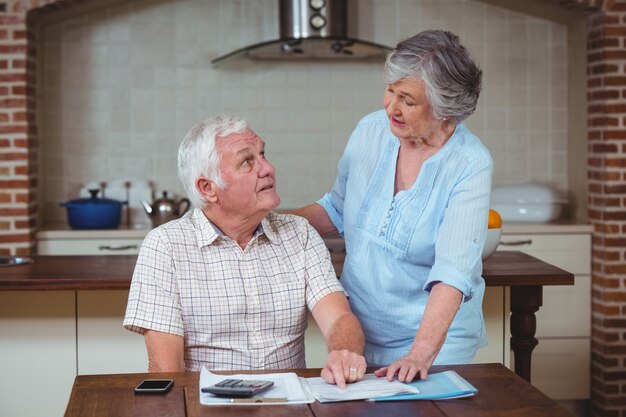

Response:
(266, 211), (311, 232)
(144, 211), (198, 244)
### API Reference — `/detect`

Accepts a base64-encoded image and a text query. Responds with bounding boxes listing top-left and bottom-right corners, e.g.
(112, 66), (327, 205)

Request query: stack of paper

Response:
(199, 367), (314, 405)
(305, 374), (419, 403)
(369, 371), (477, 401)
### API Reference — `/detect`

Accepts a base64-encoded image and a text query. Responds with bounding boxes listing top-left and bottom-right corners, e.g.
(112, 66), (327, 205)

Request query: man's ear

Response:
(196, 177), (219, 204)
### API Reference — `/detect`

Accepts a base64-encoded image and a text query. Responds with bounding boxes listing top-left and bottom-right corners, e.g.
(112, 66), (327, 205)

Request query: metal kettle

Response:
(141, 191), (191, 227)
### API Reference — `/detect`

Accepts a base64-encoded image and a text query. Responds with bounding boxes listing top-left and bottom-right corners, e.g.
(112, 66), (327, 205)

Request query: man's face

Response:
(214, 129), (280, 216)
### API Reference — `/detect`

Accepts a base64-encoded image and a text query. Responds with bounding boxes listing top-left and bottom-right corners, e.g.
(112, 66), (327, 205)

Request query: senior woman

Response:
(292, 30), (492, 382)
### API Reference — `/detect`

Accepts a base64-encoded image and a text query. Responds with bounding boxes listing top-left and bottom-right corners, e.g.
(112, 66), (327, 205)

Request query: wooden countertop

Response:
(63, 364), (575, 417)
(0, 251), (573, 291)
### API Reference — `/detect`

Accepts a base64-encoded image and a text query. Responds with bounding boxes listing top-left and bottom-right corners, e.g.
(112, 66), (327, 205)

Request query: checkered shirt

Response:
(123, 208), (344, 371)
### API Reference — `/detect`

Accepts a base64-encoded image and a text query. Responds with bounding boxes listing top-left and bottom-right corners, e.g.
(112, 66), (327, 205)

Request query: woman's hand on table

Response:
(374, 348), (434, 382)
(321, 349), (367, 388)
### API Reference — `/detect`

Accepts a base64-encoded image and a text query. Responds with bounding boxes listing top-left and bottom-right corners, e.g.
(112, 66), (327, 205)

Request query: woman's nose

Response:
(386, 96), (400, 115)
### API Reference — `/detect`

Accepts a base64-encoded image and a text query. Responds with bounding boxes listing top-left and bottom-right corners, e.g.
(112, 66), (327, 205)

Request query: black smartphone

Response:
(134, 379), (174, 394)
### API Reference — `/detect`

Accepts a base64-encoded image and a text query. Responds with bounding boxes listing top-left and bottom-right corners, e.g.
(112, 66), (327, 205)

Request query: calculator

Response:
(201, 379), (275, 398)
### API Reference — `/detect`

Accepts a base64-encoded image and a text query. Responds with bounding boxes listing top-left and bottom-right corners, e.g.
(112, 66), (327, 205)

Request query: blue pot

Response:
(60, 189), (126, 230)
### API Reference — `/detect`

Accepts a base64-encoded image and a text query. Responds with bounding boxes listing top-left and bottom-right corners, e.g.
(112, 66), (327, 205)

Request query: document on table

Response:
(305, 374), (419, 403)
(199, 367), (315, 405)
(369, 370), (478, 401)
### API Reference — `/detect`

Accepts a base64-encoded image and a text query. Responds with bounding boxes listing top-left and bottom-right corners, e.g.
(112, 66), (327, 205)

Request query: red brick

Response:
(0, 180), (28, 189)
(596, 143), (620, 153)
(592, 90), (621, 100)
(605, 158), (626, 167)
(12, 30), (26, 40)
(0, 125), (27, 134)
(589, 77), (604, 88)
(12, 59), (27, 70)
(0, 73), (26, 83)
(605, 76), (626, 87)
(14, 192), (29, 203)
(593, 64), (620, 75)
(589, 158), (603, 167)
(593, 117), (620, 126)
(0, 16), (25, 25)
(12, 112), (27, 122)
(605, 130), (626, 140)
(595, 302), (621, 316)
(0, 234), (30, 244)
(0, 152), (26, 161)
(0, 98), (26, 108)
(0, 45), (27, 55)
(13, 138), (28, 148)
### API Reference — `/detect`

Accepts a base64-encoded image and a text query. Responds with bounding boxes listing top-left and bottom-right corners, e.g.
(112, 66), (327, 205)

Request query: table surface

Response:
(0, 251), (573, 291)
(63, 364), (575, 417)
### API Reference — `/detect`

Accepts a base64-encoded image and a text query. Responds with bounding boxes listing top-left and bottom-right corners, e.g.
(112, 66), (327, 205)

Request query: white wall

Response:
(39, 0), (568, 224)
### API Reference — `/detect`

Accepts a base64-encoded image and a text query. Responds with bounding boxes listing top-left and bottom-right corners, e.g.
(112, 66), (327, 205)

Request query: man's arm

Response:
(312, 292), (366, 388)
(144, 329), (185, 372)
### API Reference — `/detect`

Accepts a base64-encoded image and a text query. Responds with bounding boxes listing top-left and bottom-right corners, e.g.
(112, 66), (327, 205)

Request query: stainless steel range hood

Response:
(211, 0), (392, 65)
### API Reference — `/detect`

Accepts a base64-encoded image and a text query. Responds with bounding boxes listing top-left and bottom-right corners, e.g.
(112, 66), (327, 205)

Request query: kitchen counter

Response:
(36, 221), (593, 239)
(0, 251), (571, 291)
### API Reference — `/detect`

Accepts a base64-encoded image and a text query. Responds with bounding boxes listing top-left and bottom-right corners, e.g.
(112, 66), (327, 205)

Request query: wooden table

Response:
(0, 251), (573, 382)
(63, 364), (574, 417)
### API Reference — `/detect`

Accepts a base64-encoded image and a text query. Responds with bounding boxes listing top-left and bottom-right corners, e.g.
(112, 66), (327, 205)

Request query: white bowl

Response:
(482, 228), (501, 260)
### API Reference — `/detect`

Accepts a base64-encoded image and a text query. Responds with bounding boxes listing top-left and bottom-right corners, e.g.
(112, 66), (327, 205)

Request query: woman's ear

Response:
(195, 177), (218, 204)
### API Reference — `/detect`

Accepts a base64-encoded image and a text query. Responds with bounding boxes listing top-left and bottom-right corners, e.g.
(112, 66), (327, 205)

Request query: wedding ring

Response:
(349, 367), (357, 372)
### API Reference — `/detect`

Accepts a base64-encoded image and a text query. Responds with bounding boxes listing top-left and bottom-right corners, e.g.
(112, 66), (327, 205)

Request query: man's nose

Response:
(257, 158), (275, 177)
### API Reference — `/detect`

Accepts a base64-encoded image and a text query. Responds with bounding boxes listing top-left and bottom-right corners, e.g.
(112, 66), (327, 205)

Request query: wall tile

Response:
(39, 0), (570, 218)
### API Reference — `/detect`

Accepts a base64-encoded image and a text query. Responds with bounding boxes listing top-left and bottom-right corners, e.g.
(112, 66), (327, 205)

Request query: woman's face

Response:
(383, 77), (442, 142)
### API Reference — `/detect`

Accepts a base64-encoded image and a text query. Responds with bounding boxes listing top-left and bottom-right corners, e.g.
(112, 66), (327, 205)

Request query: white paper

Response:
(305, 374), (419, 403)
(199, 367), (315, 405)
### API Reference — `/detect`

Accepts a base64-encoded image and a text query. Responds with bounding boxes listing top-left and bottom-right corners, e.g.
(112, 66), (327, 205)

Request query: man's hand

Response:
(320, 349), (367, 388)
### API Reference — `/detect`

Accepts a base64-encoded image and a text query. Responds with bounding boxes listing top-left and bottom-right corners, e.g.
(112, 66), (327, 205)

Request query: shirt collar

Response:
(191, 207), (281, 247)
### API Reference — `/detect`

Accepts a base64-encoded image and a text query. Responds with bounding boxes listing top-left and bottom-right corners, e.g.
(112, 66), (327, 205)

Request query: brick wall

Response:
(0, 0), (624, 414)
(586, 2), (626, 416)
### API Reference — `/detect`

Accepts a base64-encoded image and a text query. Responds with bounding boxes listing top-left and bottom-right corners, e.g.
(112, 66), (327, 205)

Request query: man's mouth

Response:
(259, 183), (274, 192)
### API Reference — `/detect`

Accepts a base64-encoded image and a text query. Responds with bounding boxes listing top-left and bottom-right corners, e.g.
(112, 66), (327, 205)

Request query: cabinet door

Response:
(0, 291), (76, 417)
(498, 233), (591, 337)
(473, 287), (509, 366)
(77, 291), (148, 374)
(530, 338), (590, 400)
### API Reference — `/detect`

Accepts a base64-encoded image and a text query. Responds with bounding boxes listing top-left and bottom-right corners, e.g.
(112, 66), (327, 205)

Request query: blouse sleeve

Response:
(425, 157), (493, 301)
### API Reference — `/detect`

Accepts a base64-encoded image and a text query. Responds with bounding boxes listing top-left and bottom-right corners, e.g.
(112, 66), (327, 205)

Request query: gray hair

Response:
(384, 30), (482, 124)
(177, 115), (249, 208)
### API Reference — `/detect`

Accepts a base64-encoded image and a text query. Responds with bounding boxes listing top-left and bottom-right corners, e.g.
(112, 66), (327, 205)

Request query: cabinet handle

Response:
(499, 239), (532, 246)
(98, 245), (138, 251)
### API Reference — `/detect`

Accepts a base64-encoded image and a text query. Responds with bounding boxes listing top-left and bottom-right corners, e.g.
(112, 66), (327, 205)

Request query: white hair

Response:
(177, 115), (249, 208)
(384, 30), (482, 124)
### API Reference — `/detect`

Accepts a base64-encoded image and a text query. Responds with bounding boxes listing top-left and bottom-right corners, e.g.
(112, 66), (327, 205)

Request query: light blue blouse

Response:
(318, 109), (493, 366)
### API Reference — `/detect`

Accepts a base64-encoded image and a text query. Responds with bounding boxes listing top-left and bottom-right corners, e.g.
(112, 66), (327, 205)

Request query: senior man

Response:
(123, 115), (366, 387)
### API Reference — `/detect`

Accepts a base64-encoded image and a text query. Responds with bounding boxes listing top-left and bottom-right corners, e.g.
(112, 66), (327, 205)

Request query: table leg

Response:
(509, 285), (542, 382)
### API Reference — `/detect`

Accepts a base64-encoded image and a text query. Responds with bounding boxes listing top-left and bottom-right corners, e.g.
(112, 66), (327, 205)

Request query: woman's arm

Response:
(375, 282), (462, 382)
(288, 203), (339, 237)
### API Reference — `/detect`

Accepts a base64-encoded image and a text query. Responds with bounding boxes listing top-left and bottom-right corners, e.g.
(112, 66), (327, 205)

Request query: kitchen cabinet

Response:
(497, 225), (592, 400)
(0, 291), (76, 417)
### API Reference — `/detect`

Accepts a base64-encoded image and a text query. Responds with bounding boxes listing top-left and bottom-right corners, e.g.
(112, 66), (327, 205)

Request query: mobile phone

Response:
(201, 379), (274, 398)
(134, 379), (174, 394)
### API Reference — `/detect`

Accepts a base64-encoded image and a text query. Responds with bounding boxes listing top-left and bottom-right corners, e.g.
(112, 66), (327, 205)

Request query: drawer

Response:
(498, 233), (590, 274)
(38, 238), (142, 255)
(529, 337), (590, 400)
